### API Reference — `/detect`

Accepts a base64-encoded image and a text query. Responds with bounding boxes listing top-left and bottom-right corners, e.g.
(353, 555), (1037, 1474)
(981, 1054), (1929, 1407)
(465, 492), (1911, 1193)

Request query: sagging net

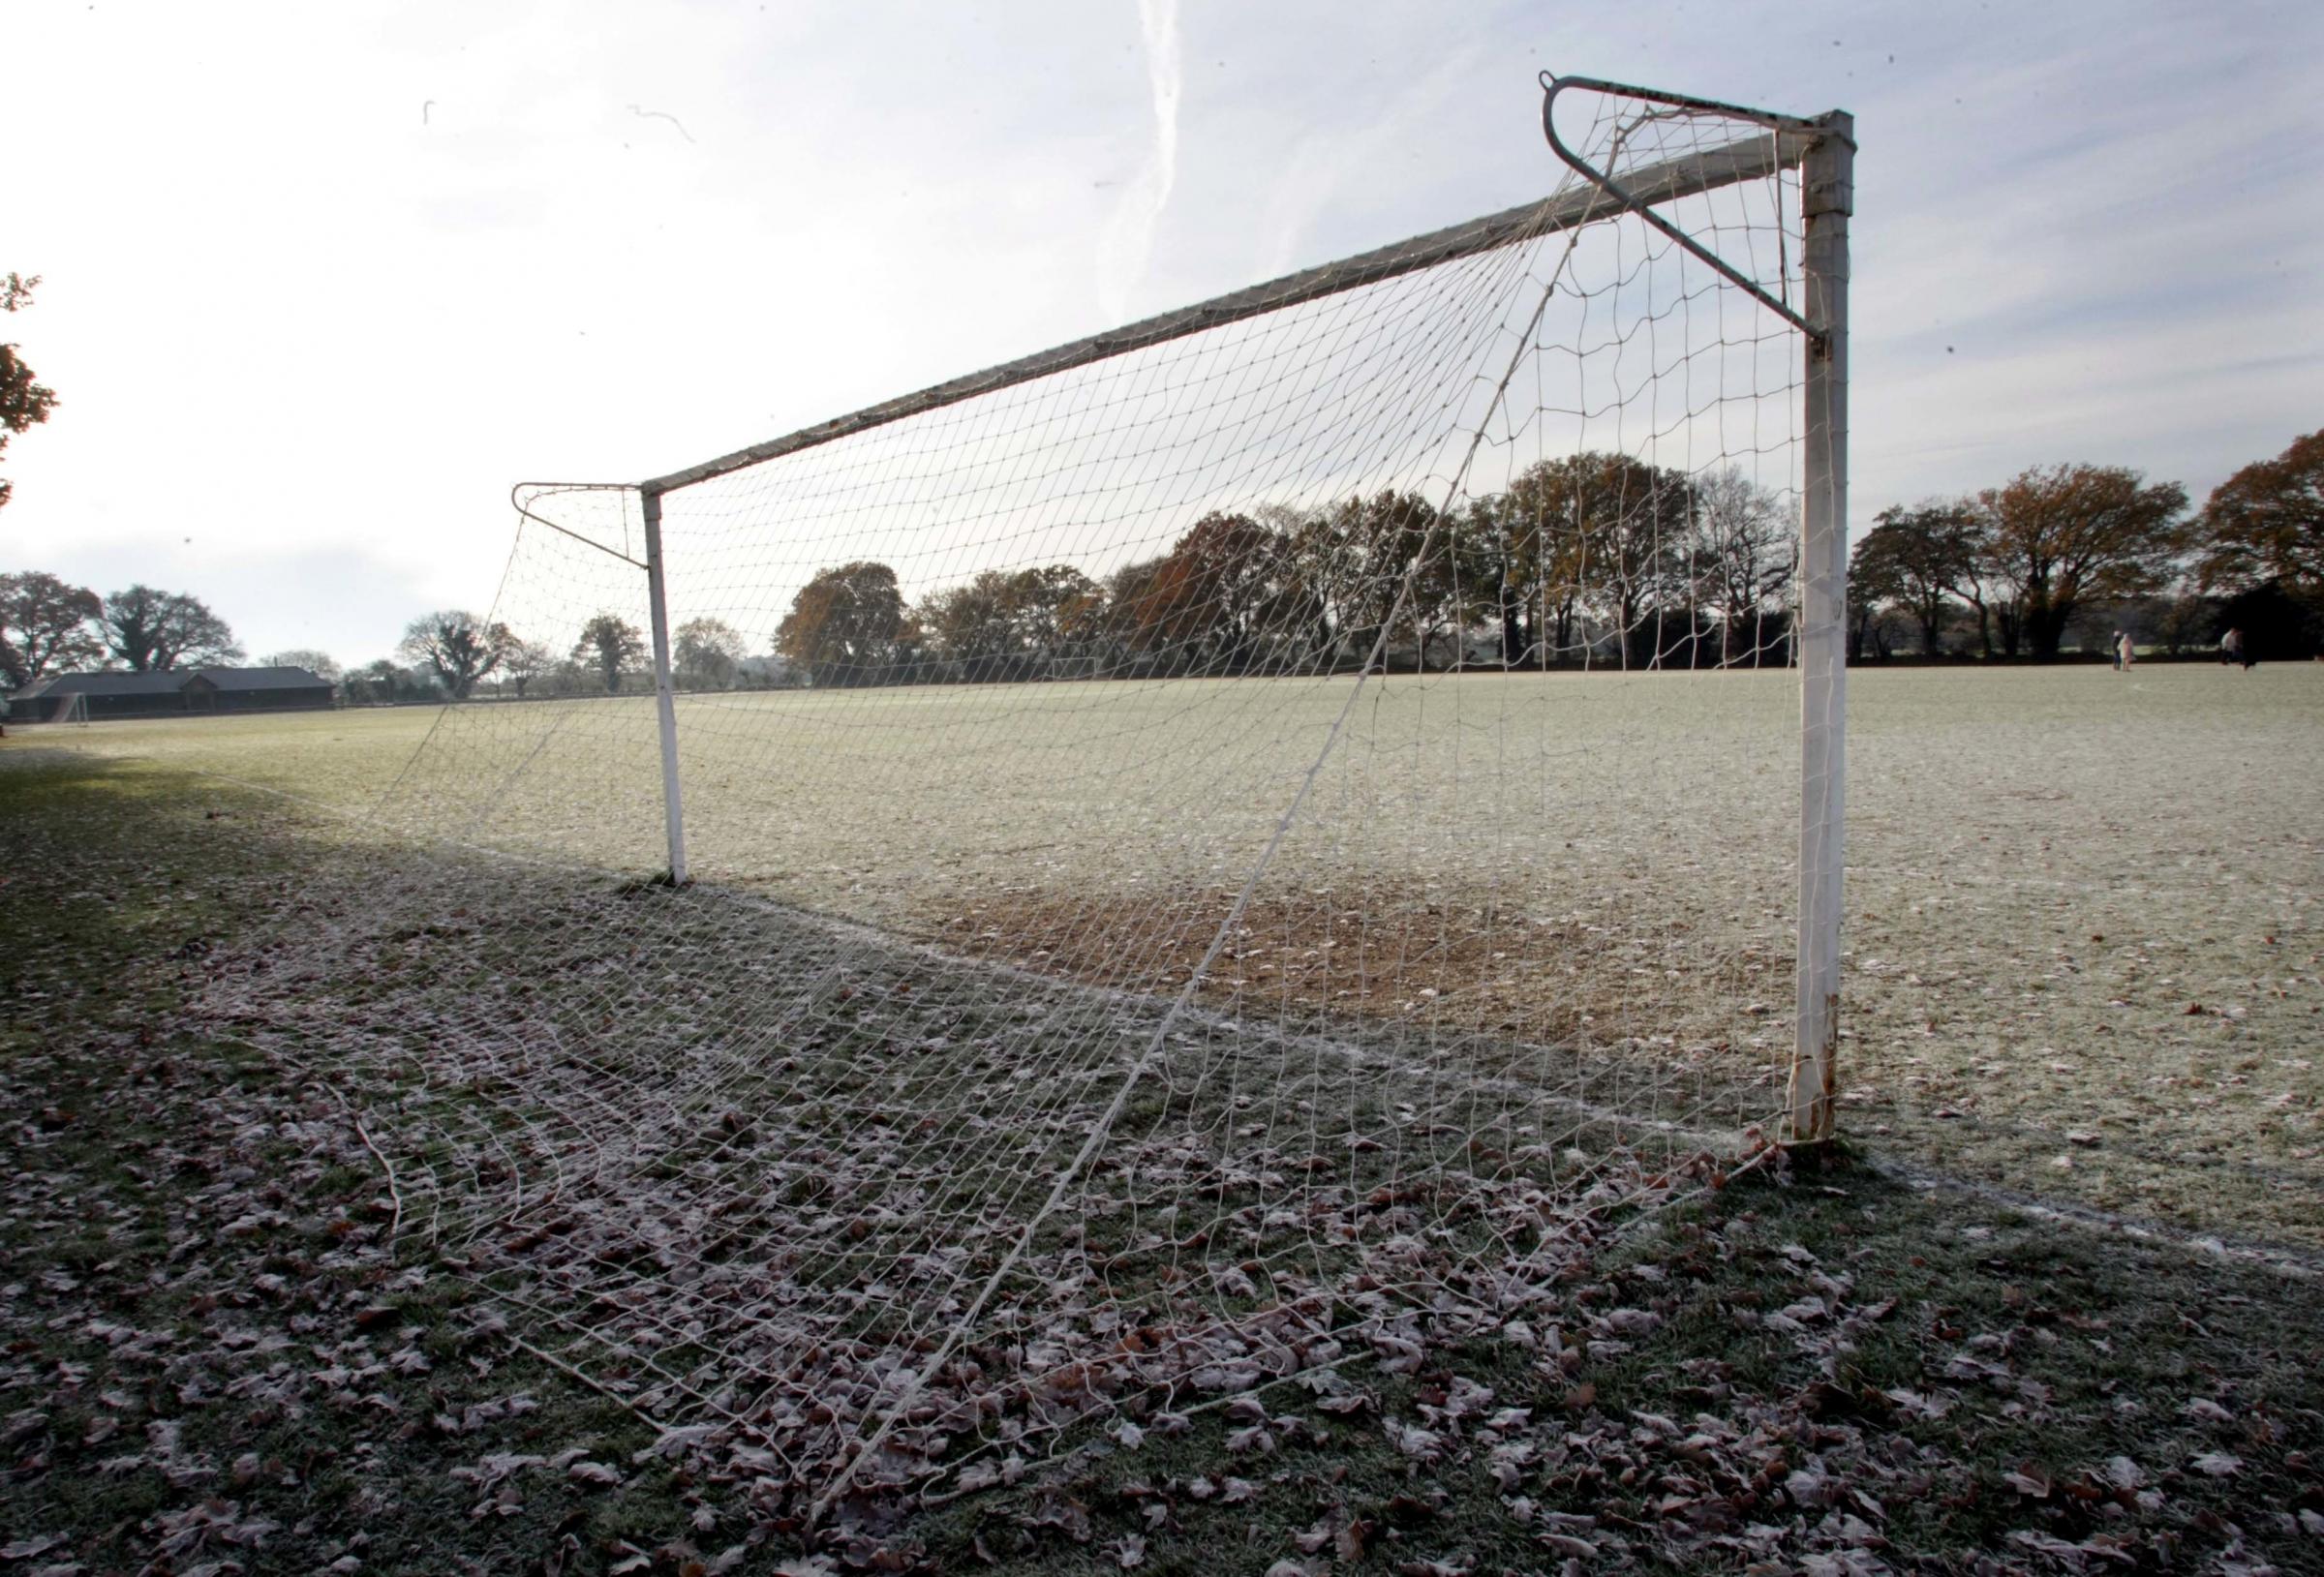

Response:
(10, 690), (89, 726)
(207, 80), (1819, 1517)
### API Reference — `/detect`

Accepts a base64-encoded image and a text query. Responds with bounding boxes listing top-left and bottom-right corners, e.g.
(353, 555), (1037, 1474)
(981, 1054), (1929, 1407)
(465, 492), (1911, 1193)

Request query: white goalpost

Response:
(222, 72), (1852, 1518)
(10, 690), (90, 728)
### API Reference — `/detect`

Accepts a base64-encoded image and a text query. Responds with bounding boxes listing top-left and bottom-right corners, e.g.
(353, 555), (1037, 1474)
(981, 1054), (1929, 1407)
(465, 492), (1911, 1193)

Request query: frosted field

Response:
(37, 662), (2324, 1244)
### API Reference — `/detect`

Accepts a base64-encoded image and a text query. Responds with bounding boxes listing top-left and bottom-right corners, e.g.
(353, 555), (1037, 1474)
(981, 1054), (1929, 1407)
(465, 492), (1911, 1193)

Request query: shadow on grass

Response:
(2, 749), (2318, 1574)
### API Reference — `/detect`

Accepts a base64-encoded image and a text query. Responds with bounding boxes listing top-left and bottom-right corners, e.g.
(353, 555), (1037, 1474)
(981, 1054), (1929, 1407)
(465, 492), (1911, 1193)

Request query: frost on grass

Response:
(58, 665), (2324, 1243)
(5, 747), (2317, 1573)
(199, 832), (1759, 1525)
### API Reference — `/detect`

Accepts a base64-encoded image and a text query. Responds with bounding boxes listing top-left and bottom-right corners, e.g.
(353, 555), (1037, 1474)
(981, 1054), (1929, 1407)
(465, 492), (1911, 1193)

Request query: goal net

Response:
(216, 76), (1849, 1520)
(9, 689), (88, 727)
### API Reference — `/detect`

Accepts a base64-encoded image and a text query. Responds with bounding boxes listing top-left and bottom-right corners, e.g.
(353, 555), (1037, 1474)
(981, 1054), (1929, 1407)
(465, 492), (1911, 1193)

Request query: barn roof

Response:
(13, 671), (186, 699)
(186, 666), (333, 692)
(12, 666), (333, 701)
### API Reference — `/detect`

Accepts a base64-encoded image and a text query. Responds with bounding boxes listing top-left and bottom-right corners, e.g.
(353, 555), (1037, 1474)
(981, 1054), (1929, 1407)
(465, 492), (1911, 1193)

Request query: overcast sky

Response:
(6, 0), (2319, 665)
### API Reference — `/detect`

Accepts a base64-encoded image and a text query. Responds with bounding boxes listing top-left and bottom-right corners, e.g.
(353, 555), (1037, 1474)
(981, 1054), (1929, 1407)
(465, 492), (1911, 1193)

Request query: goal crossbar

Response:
(641, 125), (1817, 497)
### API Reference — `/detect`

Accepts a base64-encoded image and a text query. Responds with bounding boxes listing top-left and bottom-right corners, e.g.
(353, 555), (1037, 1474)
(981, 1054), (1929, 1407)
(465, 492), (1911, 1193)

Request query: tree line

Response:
(765, 433), (2322, 686)
(0, 579), (245, 689)
(772, 455), (1801, 687)
(1850, 433), (2321, 662)
(7, 433), (2311, 704)
(380, 610), (761, 702)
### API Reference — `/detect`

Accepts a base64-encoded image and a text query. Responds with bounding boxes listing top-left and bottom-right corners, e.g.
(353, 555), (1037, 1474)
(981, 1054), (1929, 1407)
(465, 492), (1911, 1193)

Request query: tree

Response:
(1514, 453), (1691, 665)
(1002, 564), (1105, 665)
(1855, 502), (1977, 655)
(1847, 531), (1909, 661)
(261, 648), (342, 682)
(1099, 556), (1173, 670)
(344, 658), (431, 706)
(2214, 579), (2324, 661)
(2194, 430), (2323, 594)
(573, 612), (647, 693)
(1975, 464), (2187, 660)
(399, 610), (510, 700)
(776, 562), (906, 686)
(0, 571), (103, 688)
(0, 273), (59, 513)
(2154, 589), (2218, 655)
(1273, 493), (1475, 670)
(1282, 508), (1370, 660)
(1949, 510), (2013, 658)
(673, 617), (748, 689)
(917, 570), (1024, 677)
(1688, 469), (1796, 664)
(103, 585), (243, 672)
(1122, 512), (1315, 674)
(501, 636), (555, 699)
(1330, 492), (1477, 669)
(1489, 461), (1585, 660)
(915, 565), (1101, 681)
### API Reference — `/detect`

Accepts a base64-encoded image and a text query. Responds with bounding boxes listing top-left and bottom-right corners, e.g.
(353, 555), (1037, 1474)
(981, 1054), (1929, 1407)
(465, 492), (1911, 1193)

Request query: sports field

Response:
(38, 661), (2324, 1246)
(5, 663), (2320, 1572)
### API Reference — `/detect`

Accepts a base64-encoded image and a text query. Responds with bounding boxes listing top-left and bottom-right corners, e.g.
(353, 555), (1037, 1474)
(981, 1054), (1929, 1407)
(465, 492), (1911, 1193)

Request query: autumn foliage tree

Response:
(1322, 492), (1467, 665)
(1507, 453), (1694, 665)
(2195, 429), (2322, 595)
(918, 571), (1028, 675)
(1128, 512), (1313, 674)
(1853, 502), (1979, 655)
(776, 561), (906, 686)
(1973, 465), (2187, 660)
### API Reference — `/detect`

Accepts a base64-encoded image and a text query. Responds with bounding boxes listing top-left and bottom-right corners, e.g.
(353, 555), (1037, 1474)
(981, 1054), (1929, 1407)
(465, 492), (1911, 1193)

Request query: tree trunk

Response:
(1917, 603), (1943, 655)
(2025, 598), (2071, 660)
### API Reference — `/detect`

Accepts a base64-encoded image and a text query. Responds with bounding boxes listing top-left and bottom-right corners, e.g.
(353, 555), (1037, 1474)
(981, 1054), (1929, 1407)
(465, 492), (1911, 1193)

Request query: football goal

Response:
(8, 690), (89, 727)
(230, 72), (1852, 1518)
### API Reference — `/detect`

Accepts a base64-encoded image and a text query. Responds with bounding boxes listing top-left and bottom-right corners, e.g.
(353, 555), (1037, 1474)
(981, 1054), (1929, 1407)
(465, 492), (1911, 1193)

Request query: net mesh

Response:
(10, 690), (89, 726)
(207, 83), (1819, 1516)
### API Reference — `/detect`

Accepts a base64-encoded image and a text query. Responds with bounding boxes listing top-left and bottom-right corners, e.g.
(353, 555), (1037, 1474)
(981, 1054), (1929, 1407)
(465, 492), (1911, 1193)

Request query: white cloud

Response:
(1097, 0), (1184, 324)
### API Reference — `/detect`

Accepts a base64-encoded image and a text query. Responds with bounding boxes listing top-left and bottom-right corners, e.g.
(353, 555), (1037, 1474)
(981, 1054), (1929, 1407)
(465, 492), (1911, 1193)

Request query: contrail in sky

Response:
(1098, 0), (1181, 325)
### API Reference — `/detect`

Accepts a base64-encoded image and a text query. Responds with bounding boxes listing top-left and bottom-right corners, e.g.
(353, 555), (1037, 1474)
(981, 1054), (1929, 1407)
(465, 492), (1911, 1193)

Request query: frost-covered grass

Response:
(47, 662), (2324, 1247)
(1, 747), (2318, 1573)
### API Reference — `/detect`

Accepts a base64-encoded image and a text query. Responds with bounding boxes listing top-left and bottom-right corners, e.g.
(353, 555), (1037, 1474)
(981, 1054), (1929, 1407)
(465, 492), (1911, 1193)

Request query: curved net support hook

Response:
(1540, 71), (1831, 343)
(509, 480), (649, 569)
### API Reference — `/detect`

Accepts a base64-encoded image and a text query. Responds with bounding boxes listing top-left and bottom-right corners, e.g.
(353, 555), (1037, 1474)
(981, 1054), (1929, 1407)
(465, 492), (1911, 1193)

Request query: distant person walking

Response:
(2116, 630), (2135, 671)
(2222, 626), (2251, 669)
(2109, 630), (2125, 671)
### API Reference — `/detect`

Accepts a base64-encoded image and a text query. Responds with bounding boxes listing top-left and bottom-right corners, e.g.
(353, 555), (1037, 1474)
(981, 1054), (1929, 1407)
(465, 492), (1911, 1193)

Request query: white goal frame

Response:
(527, 73), (1854, 1146)
(11, 690), (90, 728)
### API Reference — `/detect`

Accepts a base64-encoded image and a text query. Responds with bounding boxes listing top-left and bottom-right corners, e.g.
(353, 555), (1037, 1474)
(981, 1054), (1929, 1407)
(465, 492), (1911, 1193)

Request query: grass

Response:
(2, 734), (2320, 1572)
(41, 662), (2324, 1245)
